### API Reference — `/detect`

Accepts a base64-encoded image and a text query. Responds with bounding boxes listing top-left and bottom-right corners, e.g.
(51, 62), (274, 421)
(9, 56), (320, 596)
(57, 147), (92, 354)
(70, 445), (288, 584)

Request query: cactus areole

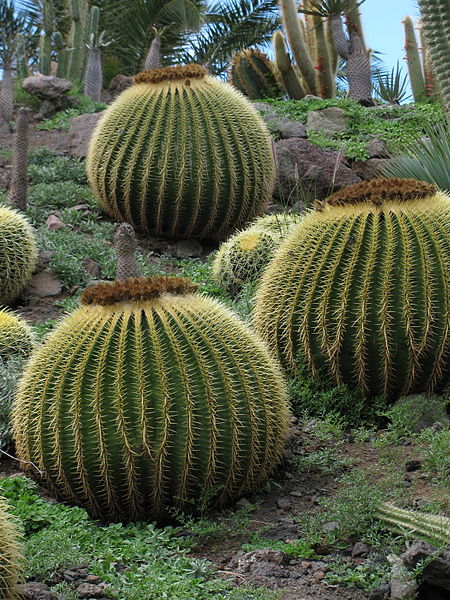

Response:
(13, 277), (289, 523)
(87, 65), (276, 240)
(253, 178), (450, 399)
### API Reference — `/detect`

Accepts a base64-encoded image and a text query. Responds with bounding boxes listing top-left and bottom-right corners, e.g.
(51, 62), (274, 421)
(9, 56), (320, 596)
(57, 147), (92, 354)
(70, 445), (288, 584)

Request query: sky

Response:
(359, 0), (421, 72)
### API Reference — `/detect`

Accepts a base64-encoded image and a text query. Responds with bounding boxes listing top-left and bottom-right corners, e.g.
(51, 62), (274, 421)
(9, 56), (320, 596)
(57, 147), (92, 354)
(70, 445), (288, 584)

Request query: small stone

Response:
(289, 490), (303, 498)
(85, 575), (101, 584)
(388, 554), (418, 599)
(174, 239), (203, 258)
(322, 521), (340, 532)
(352, 541), (370, 557)
(71, 204), (90, 211)
(46, 214), (65, 230)
(235, 497), (251, 509)
(300, 561), (312, 569)
(277, 497), (291, 510)
(34, 250), (55, 272)
(75, 583), (105, 599)
(366, 137), (390, 158)
(306, 107), (346, 134)
(312, 570), (325, 582)
(16, 582), (60, 600)
(83, 258), (101, 278)
(26, 269), (62, 297)
(368, 582), (390, 599)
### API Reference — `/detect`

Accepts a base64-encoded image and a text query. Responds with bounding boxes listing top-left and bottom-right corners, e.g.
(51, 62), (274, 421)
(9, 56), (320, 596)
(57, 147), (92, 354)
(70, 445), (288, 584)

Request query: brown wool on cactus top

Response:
(134, 65), (206, 85)
(322, 178), (438, 208)
(81, 277), (198, 306)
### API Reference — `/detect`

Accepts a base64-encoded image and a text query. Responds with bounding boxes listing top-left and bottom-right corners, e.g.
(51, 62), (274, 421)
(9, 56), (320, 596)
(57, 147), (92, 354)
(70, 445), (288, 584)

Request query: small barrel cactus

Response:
(87, 65), (276, 240)
(0, 206), (37, 305)
(253, 178), (450, 398)
(0, 496), (24, 600)
(0, 309), (34, 360)
(13, 277), (289, 523)
(228, 48), (283, 99)
(213, 213), (301, 296)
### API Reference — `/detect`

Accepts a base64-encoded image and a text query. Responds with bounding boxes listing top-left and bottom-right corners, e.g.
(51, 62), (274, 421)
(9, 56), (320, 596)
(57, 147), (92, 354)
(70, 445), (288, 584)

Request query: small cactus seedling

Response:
(114, 223), (140, 281)
(0, 309), (34, 360)
(87, 65), (276, 240)
(13, 277), (289, 523)
(254, 178), (450, 398)
(0, 207), (37, 305)
(0, 496), (24, 600)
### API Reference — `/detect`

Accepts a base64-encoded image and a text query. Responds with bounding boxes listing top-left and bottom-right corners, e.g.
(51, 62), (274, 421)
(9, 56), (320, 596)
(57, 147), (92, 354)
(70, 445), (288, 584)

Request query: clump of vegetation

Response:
(0, 356), (26, 453)
(0, 476), (273, 600)
(262, 98), (445, 159)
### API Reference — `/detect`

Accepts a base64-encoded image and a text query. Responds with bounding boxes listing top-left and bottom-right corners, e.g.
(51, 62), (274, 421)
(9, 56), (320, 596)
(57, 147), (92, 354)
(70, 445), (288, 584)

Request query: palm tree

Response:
(174, 0), (280, 76)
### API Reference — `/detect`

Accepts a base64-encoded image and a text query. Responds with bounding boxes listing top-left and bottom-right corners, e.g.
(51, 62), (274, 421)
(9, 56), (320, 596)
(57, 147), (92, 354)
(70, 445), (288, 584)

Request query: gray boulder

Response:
(274, 138), (361, 206)
(306, 106), (346, 134)
(68, 111), (106, 158)
(23, 74), (73, 100)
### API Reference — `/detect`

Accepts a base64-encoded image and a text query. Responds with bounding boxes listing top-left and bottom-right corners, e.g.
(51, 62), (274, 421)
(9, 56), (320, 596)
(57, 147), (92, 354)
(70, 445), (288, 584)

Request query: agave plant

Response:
(373, 61), (411, 104)
(383, 121), (450, 192)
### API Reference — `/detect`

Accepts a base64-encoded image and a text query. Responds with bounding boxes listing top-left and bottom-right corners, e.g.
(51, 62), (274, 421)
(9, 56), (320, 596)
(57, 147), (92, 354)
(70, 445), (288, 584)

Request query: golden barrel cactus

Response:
(87, 65), (276, 240)
(0, 207), (36, 305)
(13, 277), (289, 523)
(0, 309), (34, 360)
(253, 179), (450, 398)
(0, 496), (24, 600)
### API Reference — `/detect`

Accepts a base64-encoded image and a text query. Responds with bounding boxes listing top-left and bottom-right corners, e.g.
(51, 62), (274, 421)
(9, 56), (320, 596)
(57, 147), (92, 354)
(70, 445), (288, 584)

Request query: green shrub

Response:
(28, 149), (87, 185)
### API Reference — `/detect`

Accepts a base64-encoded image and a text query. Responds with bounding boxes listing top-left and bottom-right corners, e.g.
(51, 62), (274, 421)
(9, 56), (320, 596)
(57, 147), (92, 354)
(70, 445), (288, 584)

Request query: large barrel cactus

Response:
(87, 65), (276, 240)
(253, 178), (450, 398)
(0, 207), (37, 305)
(0, 496), (24, 599)
(13, 277), (289, 523)
(0, 309), (34, 360)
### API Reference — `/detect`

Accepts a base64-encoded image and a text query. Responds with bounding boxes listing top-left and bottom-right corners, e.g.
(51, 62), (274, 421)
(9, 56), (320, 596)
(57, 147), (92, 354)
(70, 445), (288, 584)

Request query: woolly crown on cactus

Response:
(13, 276), (289, 523)
(0, 309), (34, 360)
(87, 65), (276, 240)
(0, 496), (24, 600)
(0, 206), (37, 305)
(253, 178), (450, 398)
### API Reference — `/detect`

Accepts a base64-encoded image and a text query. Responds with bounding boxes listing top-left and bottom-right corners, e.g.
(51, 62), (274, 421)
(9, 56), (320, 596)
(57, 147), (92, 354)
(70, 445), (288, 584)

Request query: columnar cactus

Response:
(8, 107), (31, 212)
(0, 207), (37, 305)
(403, 16), (427, 102)
(228, 49), (283, 100)
(273, 30), (306, 100)
(213, 214), (301, 296)
(84, 31), (109, 102)
(0, 309), (34, 360)
(376, 503), (450, 546)
(87, 65), (276, 240)
(39, 0), (54, 76)
(0, 496), (24, 600)
(418, 0), (450, 108)
(13, 277), (289, 523)
(253, 179), (450, 398)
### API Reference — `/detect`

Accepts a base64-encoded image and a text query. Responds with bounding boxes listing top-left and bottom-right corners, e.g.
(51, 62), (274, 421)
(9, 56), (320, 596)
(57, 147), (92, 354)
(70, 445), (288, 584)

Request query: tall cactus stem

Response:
(273, 30), (306, 99)
(8, 108), (31, 212)
(403, 16), (427, 102)
(114, 223), (141, 281)
(418, 0), (450, 108)
(84, 45), (102, 101)
(143, 34), (162, 70)
(0, 67), (13, 129)
(278, 0), (318, 95)
(67, 0), (90, 84)
(16, 34), (28, 80)
(39, 0), (54, 75)
(419, 25), (437, 98)
(54, 31), (69, 79)
(312, 14), (335, 98)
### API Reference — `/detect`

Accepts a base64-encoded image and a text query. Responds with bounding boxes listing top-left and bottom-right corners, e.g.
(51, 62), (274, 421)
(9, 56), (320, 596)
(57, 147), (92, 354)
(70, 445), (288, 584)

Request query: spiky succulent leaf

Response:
(13, 277), (289, 523)
(253, 179), (450, 398)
